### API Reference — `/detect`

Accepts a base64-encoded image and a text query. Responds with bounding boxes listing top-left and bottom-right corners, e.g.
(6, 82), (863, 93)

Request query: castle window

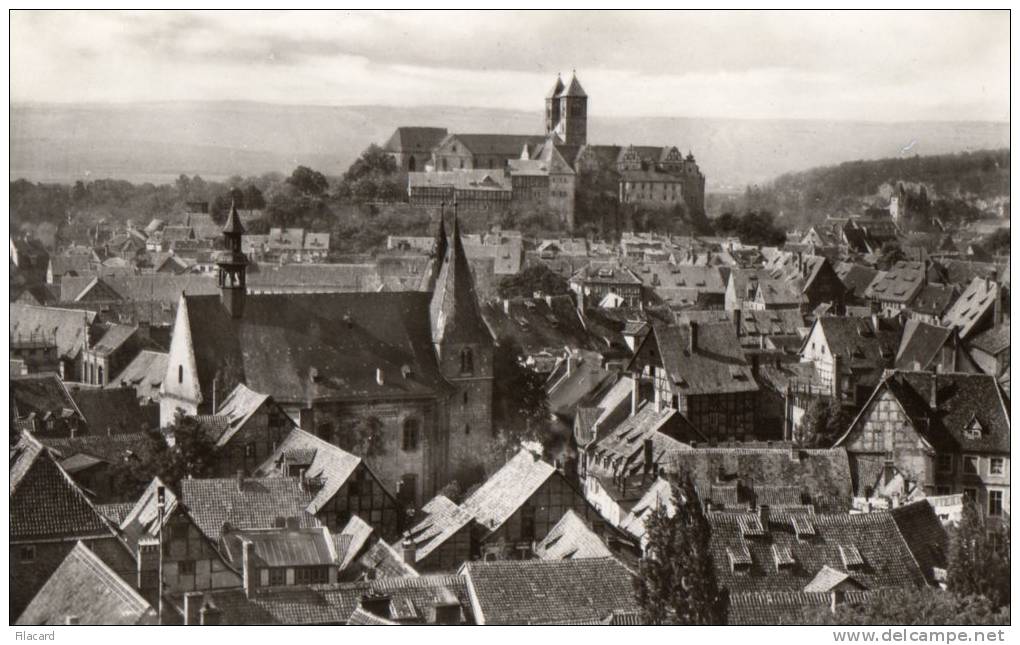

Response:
(459, 348), (474, 375)
(402, 418), (420, 452)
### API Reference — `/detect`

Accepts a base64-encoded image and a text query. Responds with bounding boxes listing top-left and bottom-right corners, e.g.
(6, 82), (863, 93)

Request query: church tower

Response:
(556, 72), (588, 146)
(545, 74), (565, 137)
(428, 209), (494, 486)
(216, 201), (248, 318)
(420, 205), (449, 292)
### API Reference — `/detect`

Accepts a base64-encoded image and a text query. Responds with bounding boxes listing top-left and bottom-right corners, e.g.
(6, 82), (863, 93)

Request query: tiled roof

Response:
(809, 316), (900, 384)
(728, 590), (878, 625)
(941, 276), (1000, 339)
(571, 260), (643, 285)
(802, 564), (858, 592)
(180, 573), (471, 625)
(100, 275), (219, 304)
(400, 494), (474, 564)
(10, 433), (112, 541)
(16, 541), (156, 625)
(938, 259), (1002, 286)
(756, 279), (804, 306)
(460, 557), (639, 625)
(222, 527), (338, 568)
(12, 373), (85, 426)
(864, 261), (926, 304)
(970, 322), (1009, 356)
(835, 263), (880, 300)
(67, 385), (156, 434)
(909, 283), (957, 317)
(180, 476), (319, 541)
(10, 303), (96, 360)
(441, 133), (546, 157)
(107, 350), (168, 401)
(247, 264), (381, 292)
(619, 477), (673, 541)
(91, 323), (137, 355)
(895, 319), (954, 370)
(257, 428), (364, 515)
(636, 323), (758, 396)
(353, 538), (419, 580)
(708, 510), (929, 594)
(49, 254), (97, 278)
(182, 290), (450, 406)
(546, 352), (615, 418)
(534, 509), (613, 561)
(481, 295), (596, 358)
(334, 514), (375, 571)
(461, 449), (557, 533)
(590, 402), (699, 479)
(383, 126), (448, 154)
(97, 502), (136, 525)
(889, 500), (948, 586)
(40, 431), (155, 468)
(346, 606), (398, 625)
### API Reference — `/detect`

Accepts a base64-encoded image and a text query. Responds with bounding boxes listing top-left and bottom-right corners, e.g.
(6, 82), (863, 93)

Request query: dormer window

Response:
(839, 545), (864, 570)
(963, 416), (984, 440)
(727, 545), (752, 573)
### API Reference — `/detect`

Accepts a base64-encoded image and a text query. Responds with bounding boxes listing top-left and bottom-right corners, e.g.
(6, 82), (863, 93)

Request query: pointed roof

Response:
(558, 73), (587, 98)
(423, 213), (449, 292)
(547, 74), (565, 99)
(222, 200), (245, 235)
(429, 215), (492, 347)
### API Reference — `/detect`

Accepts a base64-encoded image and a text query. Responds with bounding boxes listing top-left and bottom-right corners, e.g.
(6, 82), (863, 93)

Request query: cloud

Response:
(9, 10), (1009, 122)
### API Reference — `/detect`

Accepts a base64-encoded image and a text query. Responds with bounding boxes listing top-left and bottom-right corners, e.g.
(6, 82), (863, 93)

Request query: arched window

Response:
(178, 365), (184, 384)
(459, 348), (474, 375)
(402, 418), (420, 452)
(408, 156), (416, 172)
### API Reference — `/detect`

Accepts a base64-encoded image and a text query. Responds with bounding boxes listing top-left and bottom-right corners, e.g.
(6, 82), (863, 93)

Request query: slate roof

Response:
(889, 500), (948, 586)
(481, 295), (595, 357)
(16, 541), (156, 625)
(10, 304), (96, 360)
(107, 350), (168, 401)
(634, 323), (758, 396)
(92, 275), (219, 304)
(461, 449), (558, 533)
(909, 283), (957, 317)
(546, 352), (615, 418)
(177, 574), (471, 625)
(835, 263), (881, 301)
(180, 476), (319, 541)
(941, 276), (1001, 339)
(12, 373), (85, 426)
(864, 261), (926, 304)
(895, 320), (954, 370)
(257, 428), (366, 515)
(180, 290), (451, 406)
(557, 73), (587, 98)
(839, 371), (1010, 455)
(67, 385), (155, 434)
(247, 264), (382, 292)
(534, 509), (613, 561)
(708, 510), (930, 594)
(460, 557), (639, 625)
(383, 126), (449, 154)
(10, 433), (112, 542)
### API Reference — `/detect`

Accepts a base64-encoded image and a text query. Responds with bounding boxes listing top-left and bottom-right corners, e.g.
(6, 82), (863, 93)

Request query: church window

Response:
(402, 418), (420, 452)
(178, 365), (183, 384)
(459, 348), (474, 375)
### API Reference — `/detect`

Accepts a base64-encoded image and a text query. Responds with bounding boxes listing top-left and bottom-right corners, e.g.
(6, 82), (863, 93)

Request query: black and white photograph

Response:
(7, 9), (1012, 630)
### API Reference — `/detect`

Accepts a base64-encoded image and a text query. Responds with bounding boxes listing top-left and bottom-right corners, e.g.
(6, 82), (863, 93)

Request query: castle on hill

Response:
(384, 72), (706, 230)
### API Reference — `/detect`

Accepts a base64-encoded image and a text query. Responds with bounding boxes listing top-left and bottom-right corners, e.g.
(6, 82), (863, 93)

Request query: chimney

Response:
(750, 354), (760, 377)
(183, 591), (202, 625)
(758, 504), (770, 529)
(831, 354), (843, 400)
(566, 353), (577, 376)
(503, 298), (510, 315)
(545, 294), (553, 308)
(376, 367), (385, 386)
(241, 538), (256, 598)
(688, 322), (698, 354)
(731, 308), (740, 337)
(235, 470), (244, 492)
(401, 532), (416, 565)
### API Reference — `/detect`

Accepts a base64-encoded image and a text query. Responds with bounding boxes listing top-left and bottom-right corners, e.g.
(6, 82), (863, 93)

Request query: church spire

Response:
(216, 200), (248, 318)
(422, 204), (449, 292)
(429, 208), (489, 350)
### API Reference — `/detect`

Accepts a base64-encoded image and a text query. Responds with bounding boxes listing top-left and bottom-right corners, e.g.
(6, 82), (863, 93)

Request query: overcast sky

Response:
(10, 10), (1010, 122)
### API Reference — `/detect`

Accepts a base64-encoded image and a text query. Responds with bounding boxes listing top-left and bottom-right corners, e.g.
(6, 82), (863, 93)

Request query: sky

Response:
(9, 10), (1010, 122)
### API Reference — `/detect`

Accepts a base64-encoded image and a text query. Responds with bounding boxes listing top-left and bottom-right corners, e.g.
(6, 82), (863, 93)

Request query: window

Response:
(402, 418), (420, 452)
(963, 456), (979, 475)
(178, 560), (196, 575)
(459, 347), (474, 375)
(268, 568), (286, 586)
(19, 545), (36, 563)
(178, 365), (183, 384)
(937, 454), (953, 473)
(294, 567), (329, 585)
(990, 458), (1004, 475)
(963, 488), (978, 503)
(244, 443), (256, 458)
(988, 490), (1003, 516)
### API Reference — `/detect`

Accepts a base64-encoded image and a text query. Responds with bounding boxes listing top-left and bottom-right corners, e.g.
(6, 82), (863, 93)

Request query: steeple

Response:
(422, 205), (449, 292)
(216, 201), (248, 318)
(556, 71), (588, 145)
(429, 208), (490, 351)
(545, 73), (565, 136)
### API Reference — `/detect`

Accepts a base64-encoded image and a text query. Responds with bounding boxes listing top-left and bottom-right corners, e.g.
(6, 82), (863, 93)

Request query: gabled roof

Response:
(10, 303), (96, 360)
(429, 217), (492, 347)
(40, 431), (155, 472)
(459, 557), (638, 625)
(546, 75), (565, 98)
(941, 276), (1001, 339)
(222, 527), (338, 568)
(728, 589), (878, 625)
(383, 127), (449, 153)
(534, 509), (613, 561)
(107, 350), (168, 401)
(895, 319), (955, 370)
(257, 428), (367, 515)
(180, 476), (319, 541)
(399, 494), (475, 564)
(222, 201), (245, 235)
(589, 402), (699, 477)
(631, 323), (758, 396)
(970, 322), (1009, 356)
(439, 133), (546, 157)
(68, 385), (155, 434)
(835, 263), (881, 300)
(460, 449), (558, 533)
(16, 541), (156, 625)
(864, 261), (926, 304)
(806, 316), (900, 384)
(12, 372), (85, 426)
(909, 283), (957, 317)
(10, 433), (112, 542)
(889, 500), (948, 586)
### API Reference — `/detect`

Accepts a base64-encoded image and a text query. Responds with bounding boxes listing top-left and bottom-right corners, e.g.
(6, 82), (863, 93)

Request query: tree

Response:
(243, 184), (266, 210)
(982, 228), (1010, 255)
(492, 336), (549, 450)
(947, 499), (1010, 609)
(796, 398), (853, 447)
(110, 414), (218, 496)
(343, 144), (398, 184)
(497, 264), (570, 299)
(287, 165), (329, 196)
(635, 474), (729, 625)
(795, 587), (1009, 626)
(879, 241), (905, 270)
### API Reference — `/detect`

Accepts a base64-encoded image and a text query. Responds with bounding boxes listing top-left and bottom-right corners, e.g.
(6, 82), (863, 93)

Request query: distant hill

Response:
(11, 101), (1010, 190)
(731, 148), (1010, 230)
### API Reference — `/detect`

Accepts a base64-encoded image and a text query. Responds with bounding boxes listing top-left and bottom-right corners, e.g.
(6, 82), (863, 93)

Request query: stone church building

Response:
(160, 204), (494, 505)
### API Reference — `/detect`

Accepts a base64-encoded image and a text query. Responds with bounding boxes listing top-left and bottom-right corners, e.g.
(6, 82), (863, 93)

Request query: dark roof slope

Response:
(180, 476), (318, 541)
(383, 127), (448, 154)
